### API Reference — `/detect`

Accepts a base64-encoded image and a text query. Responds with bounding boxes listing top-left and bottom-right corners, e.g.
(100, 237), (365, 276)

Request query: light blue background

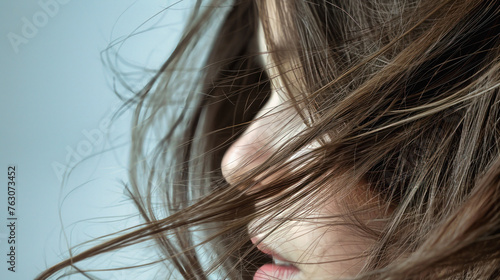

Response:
(0, 1), (192, 279)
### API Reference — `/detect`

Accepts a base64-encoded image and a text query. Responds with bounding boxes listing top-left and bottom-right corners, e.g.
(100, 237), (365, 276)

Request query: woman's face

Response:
(220, 10), (375, 280)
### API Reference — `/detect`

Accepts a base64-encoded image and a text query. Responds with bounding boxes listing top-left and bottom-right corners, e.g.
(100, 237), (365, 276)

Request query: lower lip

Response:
(253, 264), (299, 280)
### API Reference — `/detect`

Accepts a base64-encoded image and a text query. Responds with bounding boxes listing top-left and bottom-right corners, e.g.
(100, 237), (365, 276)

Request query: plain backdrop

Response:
(0, 1), (196, 279)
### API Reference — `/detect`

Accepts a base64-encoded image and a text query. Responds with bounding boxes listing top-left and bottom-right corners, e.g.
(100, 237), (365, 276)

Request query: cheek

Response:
(248, 172), (383, 278)
(249, 195), (372, 278)
(295, 224), (368, 277)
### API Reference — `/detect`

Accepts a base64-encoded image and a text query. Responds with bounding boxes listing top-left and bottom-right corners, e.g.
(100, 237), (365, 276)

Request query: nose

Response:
(221, 92), (283, 186)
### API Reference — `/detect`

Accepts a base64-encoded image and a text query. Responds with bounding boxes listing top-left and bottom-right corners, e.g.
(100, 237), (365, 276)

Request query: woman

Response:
(37, 0), (500, 279)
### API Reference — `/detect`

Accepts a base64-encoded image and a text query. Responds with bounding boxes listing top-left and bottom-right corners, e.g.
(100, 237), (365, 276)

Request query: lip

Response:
(251, 237), (300, 280)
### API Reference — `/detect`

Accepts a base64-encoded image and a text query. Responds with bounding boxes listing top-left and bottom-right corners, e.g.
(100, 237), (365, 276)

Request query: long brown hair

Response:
(37, 0), (500, 279)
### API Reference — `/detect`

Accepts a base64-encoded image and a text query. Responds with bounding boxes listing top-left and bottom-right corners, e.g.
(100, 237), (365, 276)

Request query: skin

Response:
(220, 10), (377, 280)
